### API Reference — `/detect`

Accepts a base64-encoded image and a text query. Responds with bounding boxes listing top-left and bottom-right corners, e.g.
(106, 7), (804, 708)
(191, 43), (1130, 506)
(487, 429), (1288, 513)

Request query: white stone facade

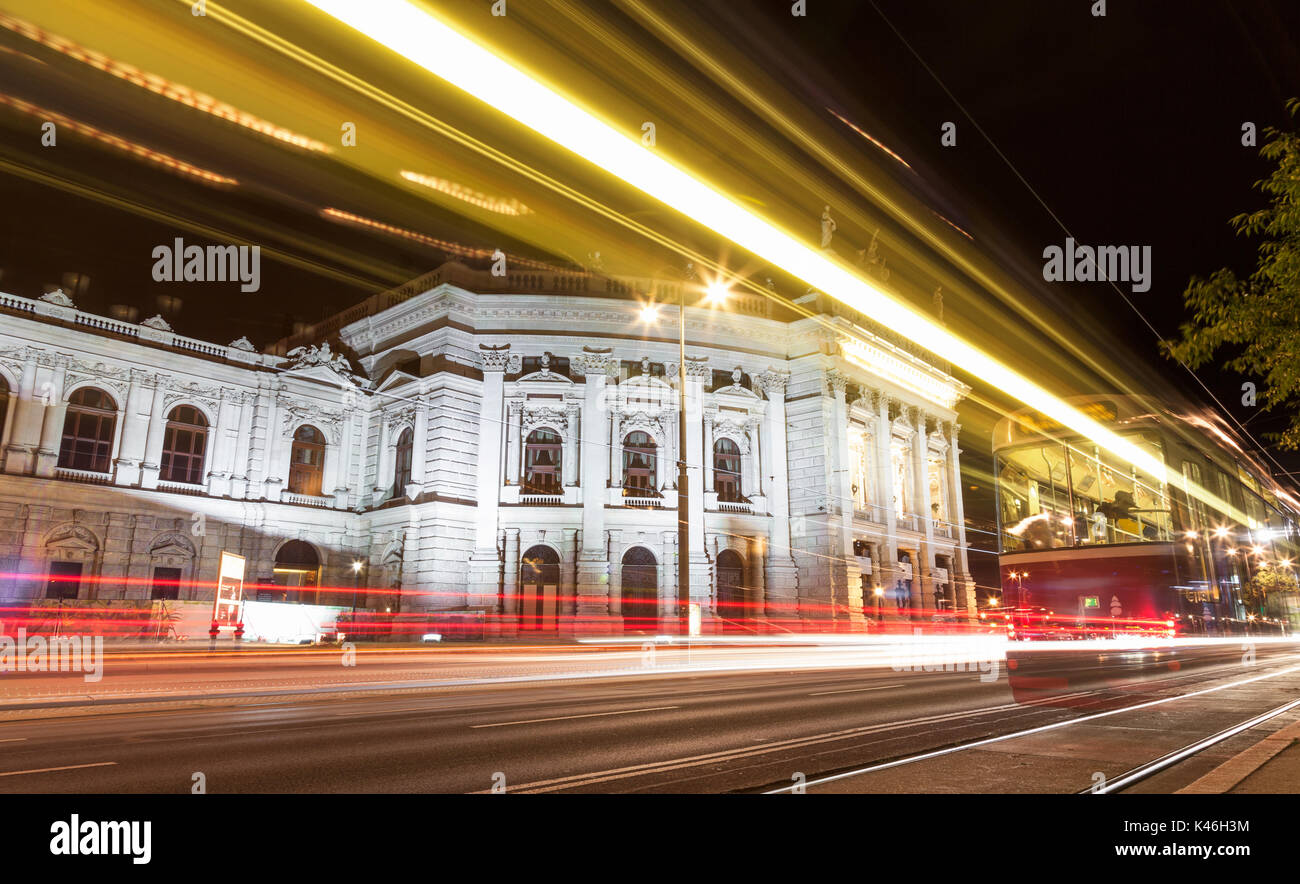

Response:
(0, 265), (974, 632)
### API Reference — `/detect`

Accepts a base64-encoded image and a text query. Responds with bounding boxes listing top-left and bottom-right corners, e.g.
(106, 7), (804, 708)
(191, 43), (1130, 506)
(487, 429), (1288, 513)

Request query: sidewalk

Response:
(1176, 716), (1300, 794)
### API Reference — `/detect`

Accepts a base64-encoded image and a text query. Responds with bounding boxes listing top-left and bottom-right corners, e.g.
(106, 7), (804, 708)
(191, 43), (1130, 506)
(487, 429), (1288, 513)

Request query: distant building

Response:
(0, 262), (973, 633)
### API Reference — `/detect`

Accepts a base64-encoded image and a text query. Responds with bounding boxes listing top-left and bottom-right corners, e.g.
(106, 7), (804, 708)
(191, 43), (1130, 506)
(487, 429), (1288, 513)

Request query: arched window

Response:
(523, 428), (562, 494)
(392, 427), (414, 496)
(621, 546), (658, 632)
(713, 438), (743, 502)
(273, 539), (321, 605)
(716, 549), (746, 626)
(58, 387), (118, 473)
(288, 425), (326, 496)
(160, 406), (208, 484)
(519, 545), (561, 630)
(622, 431), (657, 494)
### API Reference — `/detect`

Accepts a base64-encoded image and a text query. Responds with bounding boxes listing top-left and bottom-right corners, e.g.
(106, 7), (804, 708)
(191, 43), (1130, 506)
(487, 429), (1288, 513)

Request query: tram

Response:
(992, 396), (1300, 639)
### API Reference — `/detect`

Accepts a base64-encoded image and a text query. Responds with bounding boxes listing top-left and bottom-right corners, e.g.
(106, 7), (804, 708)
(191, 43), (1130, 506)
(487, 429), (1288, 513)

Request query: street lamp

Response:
(639, 278), (729, 636)
(350, 559), (364, 625)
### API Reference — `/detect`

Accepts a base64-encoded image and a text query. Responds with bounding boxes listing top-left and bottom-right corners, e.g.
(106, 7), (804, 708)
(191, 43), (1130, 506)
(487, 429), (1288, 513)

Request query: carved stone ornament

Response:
(229, 336), (257, 352)
(39, 288), (76, 308)
(284, 343), (356, 382)
(683, 356), (711, 380)
(45, 522), (99, 550)
(756, 369), (788, 396)
(387, 405), (417, 435)
(478, 343), (511, 373)
(574, 346), (616, 378)
(522, 406), (569, 434)
(140, 314), (173, 332)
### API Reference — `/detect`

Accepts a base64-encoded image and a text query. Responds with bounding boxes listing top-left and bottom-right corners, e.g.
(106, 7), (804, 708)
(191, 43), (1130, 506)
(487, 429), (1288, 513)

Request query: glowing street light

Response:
(705, 280), (731, 305)
(637, 282), (730, 631)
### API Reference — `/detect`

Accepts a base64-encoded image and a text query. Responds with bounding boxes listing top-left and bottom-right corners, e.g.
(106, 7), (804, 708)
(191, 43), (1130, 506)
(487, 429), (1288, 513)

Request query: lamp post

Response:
(350, 560), (364, 637)
(641, 279), (730, 637)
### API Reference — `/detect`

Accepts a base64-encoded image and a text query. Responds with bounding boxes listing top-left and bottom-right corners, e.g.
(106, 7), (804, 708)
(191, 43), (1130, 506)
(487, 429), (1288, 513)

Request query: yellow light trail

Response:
(303, 0), (1248, 526)
(0, 93), (238, 186)
(0, 11), (330, 154)
(400, 170), (532, 215)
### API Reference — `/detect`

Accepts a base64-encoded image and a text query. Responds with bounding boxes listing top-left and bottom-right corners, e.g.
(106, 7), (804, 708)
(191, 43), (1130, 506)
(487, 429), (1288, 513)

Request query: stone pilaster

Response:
(467, 344), (510, 608)
(757, 368), (798, 617)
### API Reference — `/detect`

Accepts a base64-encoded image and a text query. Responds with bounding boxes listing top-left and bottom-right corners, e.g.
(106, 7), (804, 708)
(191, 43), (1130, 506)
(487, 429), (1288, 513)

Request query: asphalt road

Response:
(1, 640), (1297, 793)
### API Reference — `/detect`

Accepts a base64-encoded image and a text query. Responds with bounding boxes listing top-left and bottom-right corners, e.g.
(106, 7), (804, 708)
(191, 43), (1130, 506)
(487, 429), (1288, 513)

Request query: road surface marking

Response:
(489, 701), (1041, 792)
(767, 661), (1300, 793)
(0, 761), (116, 778)
(471, 705), (679, 728)
(809, 683), (904, 696)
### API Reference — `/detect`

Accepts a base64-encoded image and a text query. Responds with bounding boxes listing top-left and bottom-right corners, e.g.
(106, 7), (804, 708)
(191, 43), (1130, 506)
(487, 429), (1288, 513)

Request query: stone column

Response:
(908, 409), (934, 613)
(703, 412), (716, 496)
(261, 388), (285, 500)
(757, 369), (797, 616)
(331, 409), (354, 507)
(208, 386), (240, 496)
(409, 394), (429, 496)
(138, 382), (170, 489)
(575, 347), (616, 630)
(501, 528), (520, 635)
(563, 401), (580, 487)
(374, 416), (393, 501)
(608, 410), (622, 490)
(744, 422), (762, 500)
(3, 349), (42, 475)
(231, 390), (255, 498)
(504, 401), (522, 486)
(828, 371), (859, 618)
(873, 392), (899, 599)
(946, 421), (976, 613)
(468, 345), (510, 607)
(563, 526), (581, 619)
(660, 530), (676, 619)
(683, 357), (713, 602)
(114, 369), (152, 486)
(33, 358), (67, 478)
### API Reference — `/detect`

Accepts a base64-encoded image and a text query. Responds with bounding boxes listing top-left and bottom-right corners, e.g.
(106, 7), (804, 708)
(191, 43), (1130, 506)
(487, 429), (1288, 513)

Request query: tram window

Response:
(1181, 461), (1209, 533)
(996, 443), (1073, 551)
(997, 432), (1173, 550)
(1071, 434), (1171, 545)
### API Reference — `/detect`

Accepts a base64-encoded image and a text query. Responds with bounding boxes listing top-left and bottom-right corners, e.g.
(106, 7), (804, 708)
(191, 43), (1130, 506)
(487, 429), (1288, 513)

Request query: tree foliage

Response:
(1163, 100), (1300, 448)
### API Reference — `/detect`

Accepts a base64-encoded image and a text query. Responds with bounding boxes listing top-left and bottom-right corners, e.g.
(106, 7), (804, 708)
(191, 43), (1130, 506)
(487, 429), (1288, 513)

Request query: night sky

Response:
(2, 0), (1298, 527)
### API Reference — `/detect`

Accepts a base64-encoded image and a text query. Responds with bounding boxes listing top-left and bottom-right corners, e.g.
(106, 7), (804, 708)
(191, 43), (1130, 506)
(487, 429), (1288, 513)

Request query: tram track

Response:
(758, 656), (1300, 793)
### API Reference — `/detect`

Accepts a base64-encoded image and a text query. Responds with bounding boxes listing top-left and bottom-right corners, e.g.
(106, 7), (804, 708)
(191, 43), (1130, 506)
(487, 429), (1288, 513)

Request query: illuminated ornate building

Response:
(0, 262), (973, 632)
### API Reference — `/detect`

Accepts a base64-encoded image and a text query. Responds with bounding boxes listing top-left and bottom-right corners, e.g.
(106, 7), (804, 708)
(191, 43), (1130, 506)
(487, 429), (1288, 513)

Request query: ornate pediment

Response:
(45, 522), (99, 551)
(521, 406), (571, 434)
(279, 399), (344, 442)
(517, 352), (574, 385)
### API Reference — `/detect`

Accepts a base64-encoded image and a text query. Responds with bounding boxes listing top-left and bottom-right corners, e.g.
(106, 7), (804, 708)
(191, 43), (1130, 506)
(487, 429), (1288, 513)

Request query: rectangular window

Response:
(45, 561), (82, 600)
(150, 566), (182, 600)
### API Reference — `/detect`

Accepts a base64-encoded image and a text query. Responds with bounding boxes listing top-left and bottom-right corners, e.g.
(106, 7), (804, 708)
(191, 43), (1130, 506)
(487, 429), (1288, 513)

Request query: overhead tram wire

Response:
(862, 0), (1296, 487)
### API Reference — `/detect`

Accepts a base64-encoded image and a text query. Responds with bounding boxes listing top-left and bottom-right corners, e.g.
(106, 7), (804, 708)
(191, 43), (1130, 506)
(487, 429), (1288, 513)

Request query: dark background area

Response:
(3, 0), (1299, 596)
